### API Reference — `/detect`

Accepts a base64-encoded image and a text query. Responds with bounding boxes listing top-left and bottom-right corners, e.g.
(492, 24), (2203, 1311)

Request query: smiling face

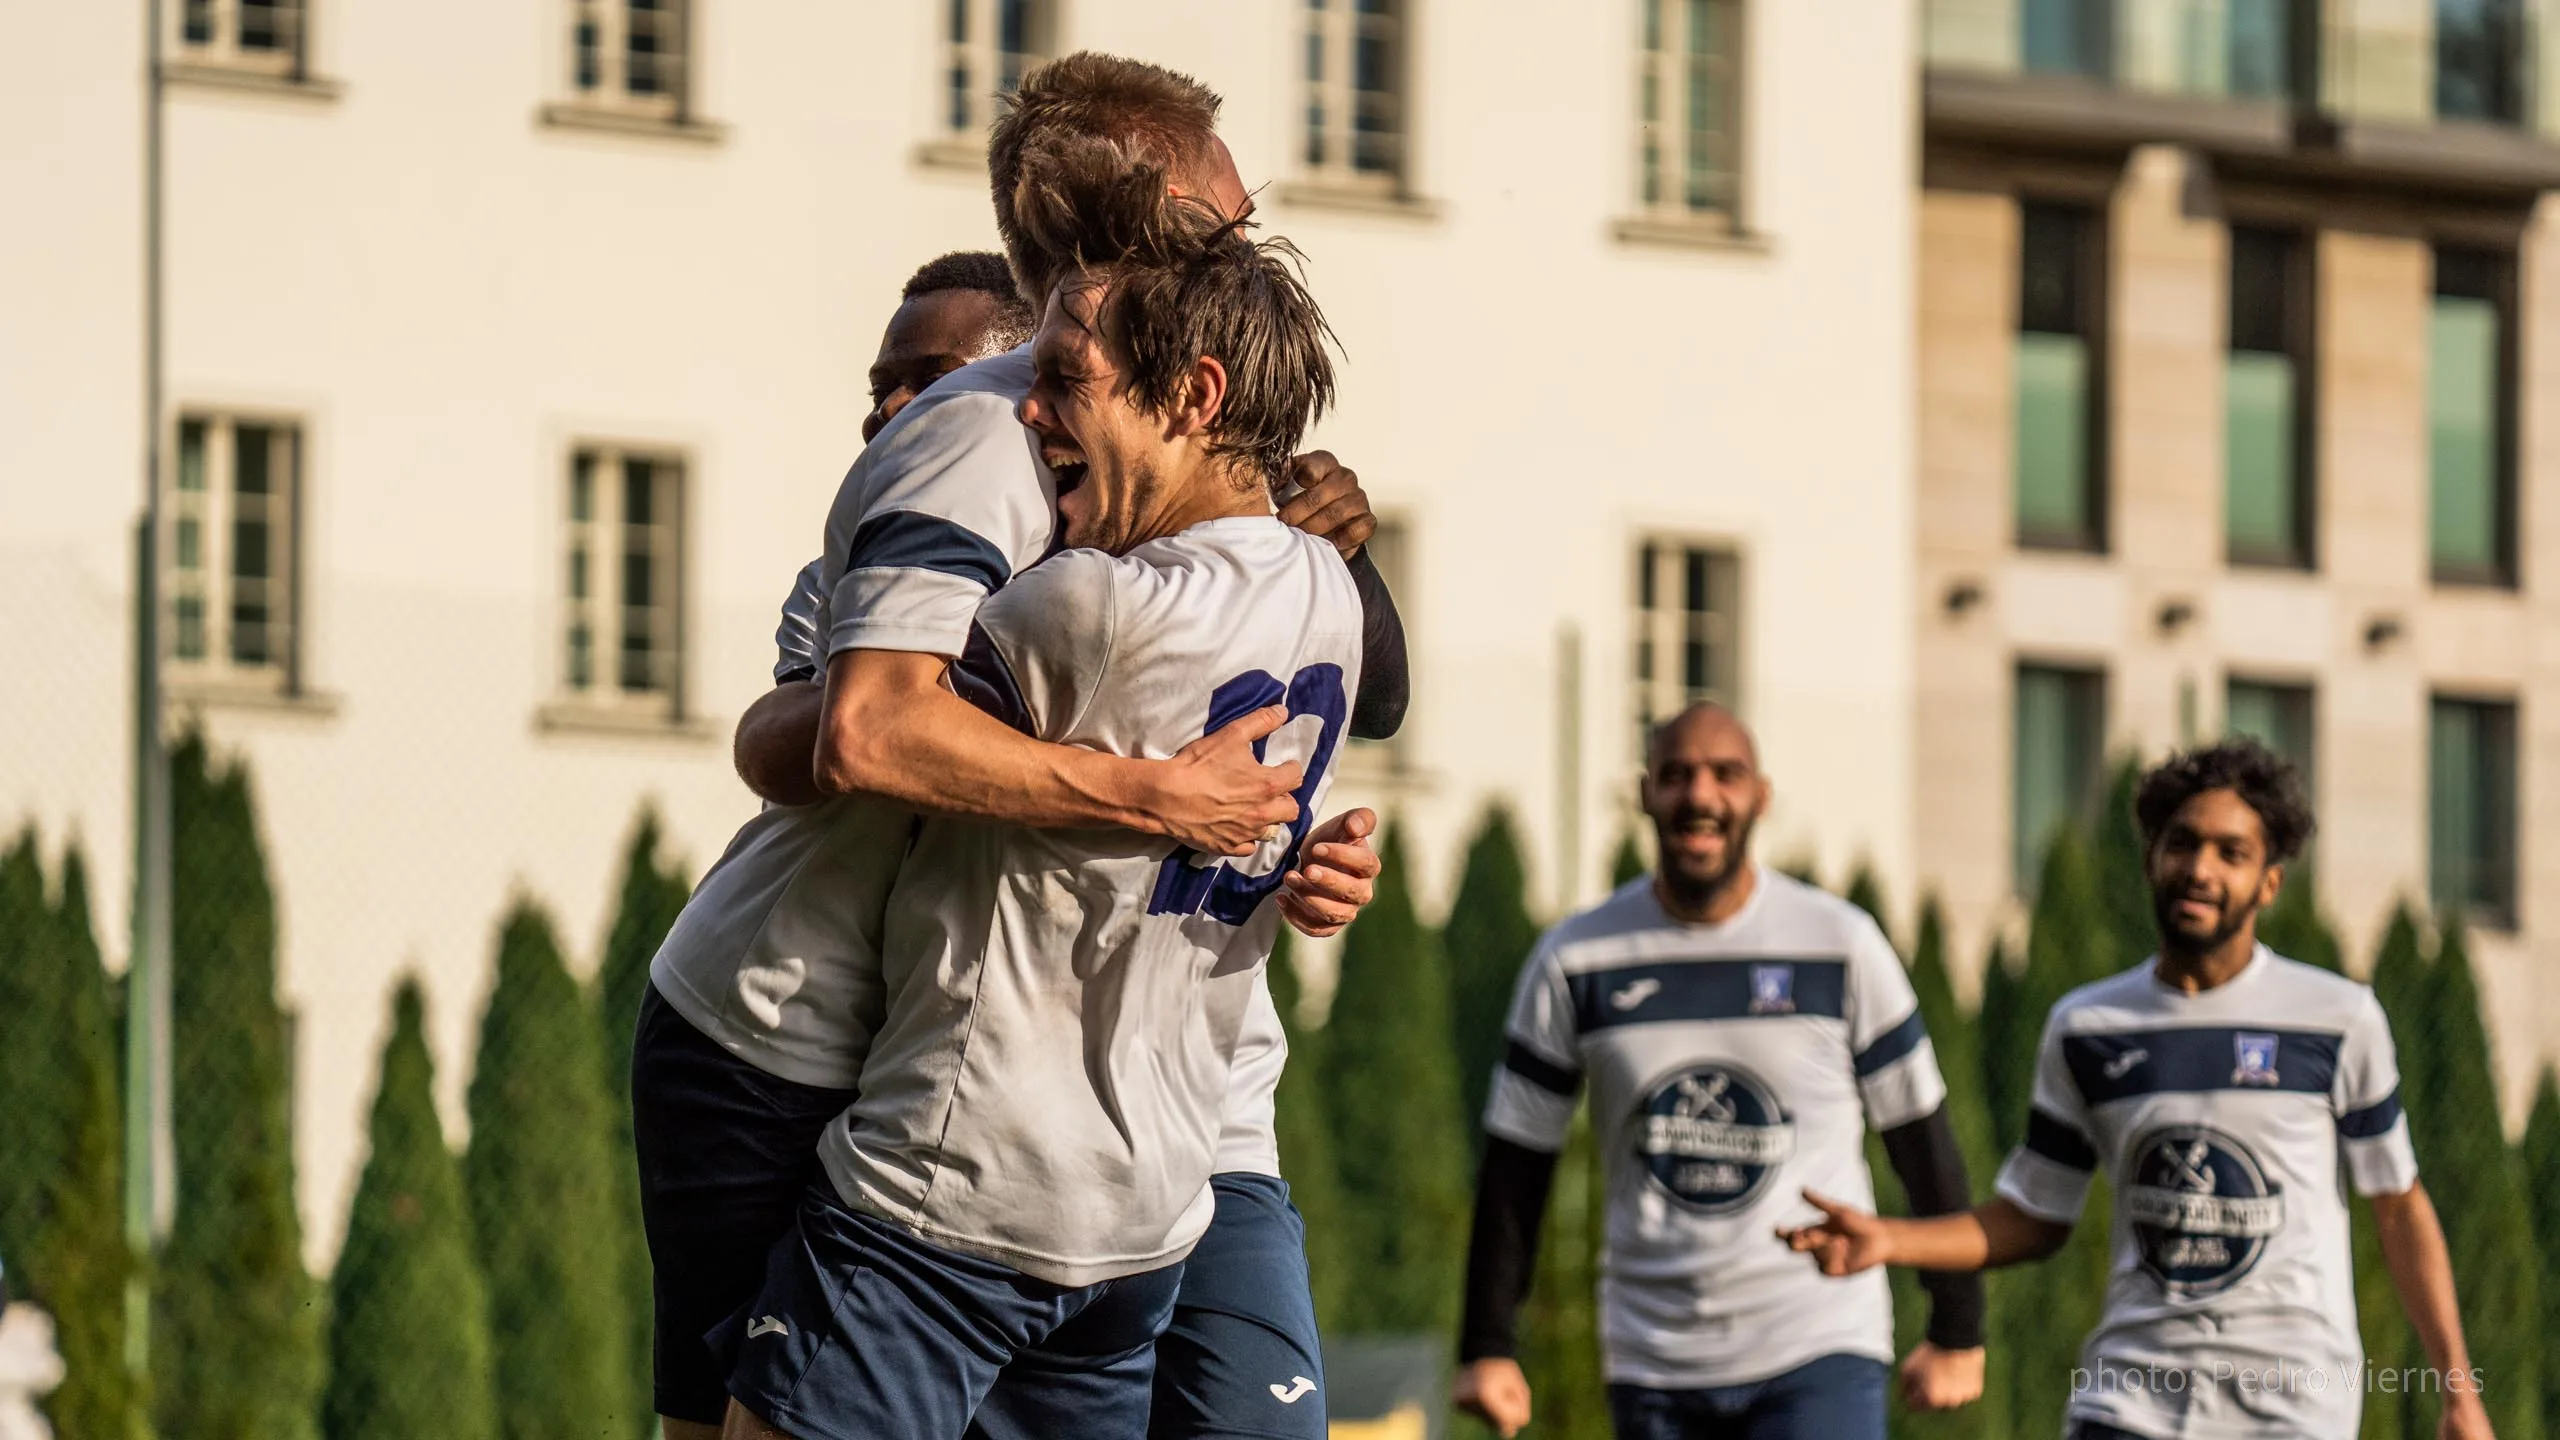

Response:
(2146, 787), (2282, 956)
(1641, 706), (1770, 910)
(1016, 281), (1179, 554)
(862, 287), (1012, 443)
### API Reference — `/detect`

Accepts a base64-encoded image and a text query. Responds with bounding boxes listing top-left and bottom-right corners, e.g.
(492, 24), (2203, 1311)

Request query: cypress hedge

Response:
(0, 832), (56, 1265)
(2521, 1071), (2560, 1440)
(1267, 930), (1352, 1336)
(1444, 806), (1541, 1146)
(156, 732), (321, 1440)
(465, 901), (637, 1440)
(593, 808), (691, 1434)
(1608, 831), (1646, 890)
(2358, 907), (2429, 1440)
(324, 981), (497, 1440)
(1320, 825), (1470, 1336)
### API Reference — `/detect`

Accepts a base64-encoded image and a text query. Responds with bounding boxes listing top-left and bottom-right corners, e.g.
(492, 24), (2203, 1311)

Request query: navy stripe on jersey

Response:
(950, 622), (1033, 734)
(1565, 959), (1846, 1034)
(846, 510), (1012, 592)
(2060, 1026), (2341, 1107)
(2024, 1106), (2099, 1172)
(1853, 1009), (1928, 1077)
(2338, 1086), (2405, 1139)
(1502, 1040), (1582, 1097)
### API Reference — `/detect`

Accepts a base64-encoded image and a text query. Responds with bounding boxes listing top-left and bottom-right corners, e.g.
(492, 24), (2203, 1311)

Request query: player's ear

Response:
(1170, 354), (1228, 439)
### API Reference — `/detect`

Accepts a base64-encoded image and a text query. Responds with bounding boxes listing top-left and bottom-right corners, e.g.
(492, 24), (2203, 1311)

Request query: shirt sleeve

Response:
(1994, 1009), (2099, 1225)
(821, 385), (1056, 660)
(2335, 989), (2420, 1196)
(772, 559), (824, 684)
(1482, 938), (1581, 1154)
(953, 550), (1117, 742)
(1843, 912), (1948, 1130)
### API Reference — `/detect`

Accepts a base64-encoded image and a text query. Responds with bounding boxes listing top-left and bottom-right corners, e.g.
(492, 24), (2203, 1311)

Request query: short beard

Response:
(1655, 812), (1757, 915)
(2152, 890), (2258, 959)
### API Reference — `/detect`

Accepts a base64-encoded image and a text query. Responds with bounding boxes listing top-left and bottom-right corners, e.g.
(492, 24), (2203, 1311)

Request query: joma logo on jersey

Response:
(1637, 1064), (1793, 1215)
(2125, 1124), (2284, 1296)
(1748, 964), (1795, 1015)
(2232, 1033), (2281, 1086)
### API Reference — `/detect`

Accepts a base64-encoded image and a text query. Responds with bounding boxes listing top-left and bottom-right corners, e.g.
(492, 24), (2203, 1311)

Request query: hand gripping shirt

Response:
(1994, 947), (2419, 1440)
(1481, 870), (1949, 1388)
(817, 517), (1362, 1287)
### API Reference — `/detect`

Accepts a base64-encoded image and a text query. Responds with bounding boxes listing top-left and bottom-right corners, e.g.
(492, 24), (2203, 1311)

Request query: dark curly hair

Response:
(899, 250), (1035, 351)
(2134, 738), (2316, 865)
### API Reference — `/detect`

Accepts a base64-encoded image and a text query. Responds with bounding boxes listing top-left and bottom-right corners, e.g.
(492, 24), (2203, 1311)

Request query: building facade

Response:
(1917, 0), (2560, 1105)
(0, 0), (1917, 1264)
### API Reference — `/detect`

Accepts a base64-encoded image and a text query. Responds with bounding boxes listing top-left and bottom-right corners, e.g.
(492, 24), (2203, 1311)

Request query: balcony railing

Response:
(1925, 0), (2557, 139)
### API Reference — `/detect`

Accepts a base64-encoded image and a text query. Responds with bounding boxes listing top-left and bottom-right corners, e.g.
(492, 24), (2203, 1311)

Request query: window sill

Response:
(914, 137), (987, 173)
(1612, 214), (1768, 255)
(536, 701), (716, 741)
(538, 104), (728, 145)
(2014, 533), (2109, 557)
(168, 679), (341, 718)
(2226, 551), (2316, 574)
(1272, 181), (1442, 222)
(2429, 567), (2520, 592)
(162, 62), (342, 103)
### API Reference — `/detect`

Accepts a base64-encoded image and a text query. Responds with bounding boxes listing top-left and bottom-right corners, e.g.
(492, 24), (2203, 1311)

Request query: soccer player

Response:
(1780, 740), (2494, 1440)
(637, 58), (1401, 1440)
(1455, 702), (1986, 1440)
(720, 184), (1361, 1440)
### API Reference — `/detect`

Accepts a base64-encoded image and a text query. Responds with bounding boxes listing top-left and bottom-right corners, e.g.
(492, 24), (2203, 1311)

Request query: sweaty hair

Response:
(2134, 738), (2316, 865)
(1014, 137), (1334, 486)
(900, 249), (1036, 352)
(987, 52), (1224, 302)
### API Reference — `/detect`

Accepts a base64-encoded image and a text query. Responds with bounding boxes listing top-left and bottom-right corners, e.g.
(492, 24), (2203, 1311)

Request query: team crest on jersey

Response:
(1636, 1064), (1795, 1214)
(2124, 1124), (2286, 1296)
(1748, 964), (1795, 1015)
(2232, 1032), (2281, 1087)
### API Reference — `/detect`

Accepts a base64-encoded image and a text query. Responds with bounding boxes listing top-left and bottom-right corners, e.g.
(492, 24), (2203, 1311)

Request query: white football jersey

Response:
(1483, 870), (1949, 1388)
(647, 351), (1058, 1087)
(1995, 947), (2418, 1440)
(818, 517), (1363, 1287)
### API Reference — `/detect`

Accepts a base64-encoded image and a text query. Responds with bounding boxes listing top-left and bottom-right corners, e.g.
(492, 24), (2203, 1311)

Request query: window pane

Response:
(999, 0), (1032, 55)
(571, 454), (595, 521)
(627, 0), (664, 96)
(577, 17), (602, 90)
(2023, 0), (2107, 76)
(2224, 680), (2314, 789)
(176, 517), (202, 573)
(624, 458), (655, 525)
(183, 0), (214, 45)
(2015, 332), (2092, 544)
(2225, 352), (2298, 563)
(2429, 294), (2501, 574)
(568, 624), (593, 691)
(175, 596), (206, 661)
(950, 0), (968, 43)
(2015, 665), (2103, 895)
(2019, 206), (2087, 335)
(2227, 0), (2291, 98)
(2430, 697), (2518, 920)
(2436, 0), (2521, 121)
(240, 0), (285, 51)
(235, 425), (272, 495)
(178, 419), (208, 492)
(569, 546), (589, 601)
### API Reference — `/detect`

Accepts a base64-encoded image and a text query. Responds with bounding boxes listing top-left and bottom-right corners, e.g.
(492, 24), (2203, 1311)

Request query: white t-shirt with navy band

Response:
(818, 517), (1363, 1286)
(647, 349), (1291, 1181)
(1483, 869), (1949, 1389)
(1995, 947), (2418, 1440)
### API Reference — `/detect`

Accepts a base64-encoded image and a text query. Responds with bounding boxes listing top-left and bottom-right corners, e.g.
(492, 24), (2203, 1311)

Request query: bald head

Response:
(1641, 702), (1769, 918)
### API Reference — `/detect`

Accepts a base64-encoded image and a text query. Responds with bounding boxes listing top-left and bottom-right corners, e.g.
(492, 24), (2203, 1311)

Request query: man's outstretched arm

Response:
(1780, 1190), (2071, 1275)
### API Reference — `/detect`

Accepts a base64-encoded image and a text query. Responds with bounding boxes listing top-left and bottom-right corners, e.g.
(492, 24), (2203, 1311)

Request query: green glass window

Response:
(2429, 249), (2510, 582)
(2429, 695), (2518, 926)
(2014, 663), (2106, 896)
(2016, 204), (2102, 550)
(2023, 0), (2109, 77)
(2226, 228), (2309, 567)
(2225, 679), (2314, 795)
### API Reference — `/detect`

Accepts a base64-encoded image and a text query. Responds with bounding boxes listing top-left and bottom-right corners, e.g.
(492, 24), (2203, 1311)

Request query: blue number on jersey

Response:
(1148, 663), (1349, 926)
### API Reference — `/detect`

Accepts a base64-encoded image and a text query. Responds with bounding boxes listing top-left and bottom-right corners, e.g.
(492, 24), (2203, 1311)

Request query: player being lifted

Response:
(719, 149), (1364, 1440)
(1456, 703), (1986, 1440)
(636, 56), (1401, 1440)
(1782, 740), (2494, 1440)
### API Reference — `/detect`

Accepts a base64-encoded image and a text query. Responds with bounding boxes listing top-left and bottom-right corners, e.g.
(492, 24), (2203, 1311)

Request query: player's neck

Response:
(2152, 926), (2259, 994)
(1138, 460), (1268, 545)
(1654, 859), (1757, 926)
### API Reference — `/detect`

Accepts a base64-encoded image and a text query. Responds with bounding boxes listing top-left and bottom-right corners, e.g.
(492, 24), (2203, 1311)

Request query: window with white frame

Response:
(169, 414), (302, 688)
(563, 446), (687, 714)
(177, 0), (308, 77)
(942, 0), (1054, 136)
(568, 0), (691, 120)
(1303, 0), (1405, 186)
(1634, 0), (1743, 222)
(1630, 540), (1741, 756)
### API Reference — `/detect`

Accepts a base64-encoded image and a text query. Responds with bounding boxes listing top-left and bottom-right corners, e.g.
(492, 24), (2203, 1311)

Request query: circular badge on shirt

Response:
(2123, 1124), (2286, 1296)
(1635, 1063), (1795, 1214)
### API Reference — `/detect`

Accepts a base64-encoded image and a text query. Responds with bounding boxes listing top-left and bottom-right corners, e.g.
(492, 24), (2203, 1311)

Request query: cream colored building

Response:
(0, 0), (1917, 1264)
(1918, 0), (2560, 1104)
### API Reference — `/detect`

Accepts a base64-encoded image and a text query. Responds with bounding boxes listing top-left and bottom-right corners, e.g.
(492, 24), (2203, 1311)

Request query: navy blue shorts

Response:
(720, 1183), (1185, 1440)
(630, 984), (856, 1424)
(965, 1173), (1326, 1440)
(1608, 1353), (1889, 1440)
